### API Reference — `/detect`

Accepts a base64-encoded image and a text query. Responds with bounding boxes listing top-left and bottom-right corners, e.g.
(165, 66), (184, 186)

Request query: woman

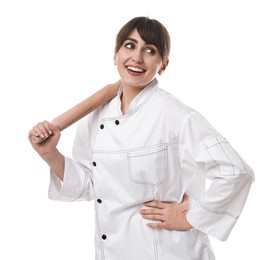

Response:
(29, 16), (254, 260)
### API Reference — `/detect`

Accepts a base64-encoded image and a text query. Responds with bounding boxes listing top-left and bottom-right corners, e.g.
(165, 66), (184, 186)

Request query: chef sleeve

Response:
(48, 117), (95, 202)
(179, 110), (254, 241)
(48, 157), (94, 201)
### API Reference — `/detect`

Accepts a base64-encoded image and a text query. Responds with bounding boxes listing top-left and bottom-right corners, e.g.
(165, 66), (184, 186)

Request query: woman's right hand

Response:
(28, 121), (61, 158)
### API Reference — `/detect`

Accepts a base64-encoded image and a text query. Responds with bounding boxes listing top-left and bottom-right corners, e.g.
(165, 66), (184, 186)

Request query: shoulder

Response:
(154, 87), (194, 116)
(153, 87), (221, 136)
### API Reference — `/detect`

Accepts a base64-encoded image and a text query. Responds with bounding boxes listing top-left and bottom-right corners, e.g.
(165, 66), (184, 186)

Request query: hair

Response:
(115, 16), (171, 61)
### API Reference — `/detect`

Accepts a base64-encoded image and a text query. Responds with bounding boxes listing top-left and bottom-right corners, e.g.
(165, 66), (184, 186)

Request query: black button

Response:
(97, 199), (102, 204)
(102, 234), (107, 240)
(100, 124), (104, 129)
(92, 162), (97, 167)
(115, 120), (120, 125)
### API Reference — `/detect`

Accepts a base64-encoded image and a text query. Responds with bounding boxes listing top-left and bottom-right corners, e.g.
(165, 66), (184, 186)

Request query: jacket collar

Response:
(116, 78), (158, 115)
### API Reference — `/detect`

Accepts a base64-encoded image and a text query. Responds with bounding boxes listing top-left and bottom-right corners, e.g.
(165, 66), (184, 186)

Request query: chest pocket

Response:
(127, 144), (167, 185)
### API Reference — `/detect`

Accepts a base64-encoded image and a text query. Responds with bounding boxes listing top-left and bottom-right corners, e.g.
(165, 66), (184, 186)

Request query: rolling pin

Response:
(31, 80), (121, 144)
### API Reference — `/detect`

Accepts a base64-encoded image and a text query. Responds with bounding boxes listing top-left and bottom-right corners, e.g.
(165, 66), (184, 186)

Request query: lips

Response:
(126, 66), (146, 75)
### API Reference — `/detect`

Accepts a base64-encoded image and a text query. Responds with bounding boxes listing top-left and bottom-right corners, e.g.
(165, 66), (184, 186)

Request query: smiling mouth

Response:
(126, 66), (146, 74)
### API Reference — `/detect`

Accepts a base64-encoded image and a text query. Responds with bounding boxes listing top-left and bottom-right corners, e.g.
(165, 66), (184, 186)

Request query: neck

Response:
(120, 84), (143, 114)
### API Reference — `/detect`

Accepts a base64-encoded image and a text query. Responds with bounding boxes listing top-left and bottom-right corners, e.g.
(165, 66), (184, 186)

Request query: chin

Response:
(121, 79), (146, 89)
(122, 77), (156, 89)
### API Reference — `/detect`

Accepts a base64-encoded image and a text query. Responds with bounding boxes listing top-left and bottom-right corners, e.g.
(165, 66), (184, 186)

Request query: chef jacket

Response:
(48, 78), (254, 260)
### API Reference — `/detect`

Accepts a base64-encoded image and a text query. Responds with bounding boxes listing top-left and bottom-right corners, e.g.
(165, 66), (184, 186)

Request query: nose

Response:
(132, 50), (143, 64)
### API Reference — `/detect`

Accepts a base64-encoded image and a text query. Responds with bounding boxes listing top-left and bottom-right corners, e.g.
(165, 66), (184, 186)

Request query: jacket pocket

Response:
(127, 144), (167, 185)
(204, 137), (247, 176)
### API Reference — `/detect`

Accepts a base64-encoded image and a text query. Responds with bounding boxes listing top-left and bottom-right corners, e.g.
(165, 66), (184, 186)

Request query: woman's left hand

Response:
(139, 193), (193, 231)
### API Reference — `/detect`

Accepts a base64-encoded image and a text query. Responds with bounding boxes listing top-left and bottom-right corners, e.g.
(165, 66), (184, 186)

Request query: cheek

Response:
(148, 60), (163, 74)
(114, 52), (126, 66)
(114, 53), (119, 64)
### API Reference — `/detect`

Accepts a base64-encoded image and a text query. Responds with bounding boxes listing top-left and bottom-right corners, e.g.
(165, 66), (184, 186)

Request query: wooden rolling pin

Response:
(31, 80), (121, 144)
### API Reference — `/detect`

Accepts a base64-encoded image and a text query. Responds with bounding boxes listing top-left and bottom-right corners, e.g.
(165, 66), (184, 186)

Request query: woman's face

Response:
(114, 29), (168, 90)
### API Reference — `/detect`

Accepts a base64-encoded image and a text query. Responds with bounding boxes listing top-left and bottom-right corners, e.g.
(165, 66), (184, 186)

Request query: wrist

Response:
(41, 148), (61, 162)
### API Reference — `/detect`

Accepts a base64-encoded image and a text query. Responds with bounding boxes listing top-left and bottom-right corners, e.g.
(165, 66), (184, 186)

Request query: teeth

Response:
(127, 66), (144, 72)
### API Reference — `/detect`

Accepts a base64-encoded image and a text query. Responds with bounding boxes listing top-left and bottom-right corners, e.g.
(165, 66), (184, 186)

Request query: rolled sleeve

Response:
(48, 156), (94, 202)
(187, 169), (254, 241)
(179, 111), (254, 240)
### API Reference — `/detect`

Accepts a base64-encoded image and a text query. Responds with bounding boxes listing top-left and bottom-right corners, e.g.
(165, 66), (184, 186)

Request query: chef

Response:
(29, 16), (254, 260)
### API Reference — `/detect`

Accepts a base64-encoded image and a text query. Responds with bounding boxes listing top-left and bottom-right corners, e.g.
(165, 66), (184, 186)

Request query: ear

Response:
(158, 58), (169, 75)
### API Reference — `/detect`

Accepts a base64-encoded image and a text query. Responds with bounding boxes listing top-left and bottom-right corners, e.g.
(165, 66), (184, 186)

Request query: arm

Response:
(29, 114), (96, 202)
(28, 121), (65, 181)
(140, 110), (254, 240)
(28, 80), (121, 181)
(179, 111), (254, 240)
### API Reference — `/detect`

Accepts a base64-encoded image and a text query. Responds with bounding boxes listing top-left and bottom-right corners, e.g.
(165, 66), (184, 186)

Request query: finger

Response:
(182, 193), (189, 203)
(29, 129), (39, 138)
(32, 124), (47, 139)
(42, 120), (53, 135)
(30, 122), (51, 141)
(36, 122), (50, 137)
(143, 201), (168, 209)
(146, 222), (168, 229)
(37, 121), (54, 137)
(141, 214), (164, 222)
(139, 208), (162, 215)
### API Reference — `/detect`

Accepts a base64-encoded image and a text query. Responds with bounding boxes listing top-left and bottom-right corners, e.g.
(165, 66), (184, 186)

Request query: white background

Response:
(0, 0), (279, 259)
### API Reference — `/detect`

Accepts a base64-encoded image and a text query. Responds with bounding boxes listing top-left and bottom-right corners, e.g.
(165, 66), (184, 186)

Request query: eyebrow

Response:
(126, 37), (138, 44)
(125, 37), (155, 47)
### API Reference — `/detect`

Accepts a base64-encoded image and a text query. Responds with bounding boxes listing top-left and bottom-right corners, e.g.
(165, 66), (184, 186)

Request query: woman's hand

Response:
(28, 121), (61, 157)
(139, 193), (193, 231)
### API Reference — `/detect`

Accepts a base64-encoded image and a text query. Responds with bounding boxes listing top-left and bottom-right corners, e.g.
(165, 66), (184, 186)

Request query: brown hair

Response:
(115, 17), (171, 61)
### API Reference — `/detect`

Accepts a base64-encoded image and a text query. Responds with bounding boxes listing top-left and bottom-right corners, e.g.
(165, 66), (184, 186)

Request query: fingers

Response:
(30, 120), (58, 138)
(146, 222), (168, 229)
(140, 201), (169, 225)
(28, 121), (60, 144)
(140, 208), (162, 216)
(141, 213), (164, 222)
(31, 121), (52, 139)
(140, 194), (192, 231)
(143, 200), (168, 209)
(143, 193), (189, 210)
(140, 201), (172, 227)
(139, 208), (167, 229)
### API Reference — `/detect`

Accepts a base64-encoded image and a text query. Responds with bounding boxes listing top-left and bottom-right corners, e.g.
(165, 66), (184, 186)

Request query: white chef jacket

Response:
(48, 78), (254, 260)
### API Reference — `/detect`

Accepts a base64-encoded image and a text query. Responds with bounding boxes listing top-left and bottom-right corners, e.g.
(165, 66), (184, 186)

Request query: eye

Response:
(145, 47), (156, 55)
(125, 42), (135, 49)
